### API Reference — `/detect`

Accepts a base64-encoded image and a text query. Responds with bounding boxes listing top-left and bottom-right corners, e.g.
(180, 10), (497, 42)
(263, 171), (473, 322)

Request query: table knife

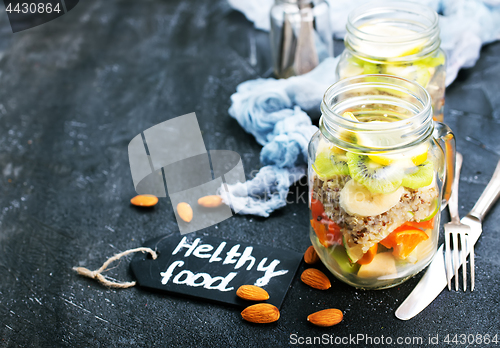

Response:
(395, 159), (500, 320)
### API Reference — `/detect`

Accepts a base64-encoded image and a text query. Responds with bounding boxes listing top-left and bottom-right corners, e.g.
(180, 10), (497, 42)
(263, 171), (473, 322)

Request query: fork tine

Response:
(452, 232), (459, 291)
(470, 234), (475, 291)
(460, 231), (467, 291)
(445, 231), (452, 290)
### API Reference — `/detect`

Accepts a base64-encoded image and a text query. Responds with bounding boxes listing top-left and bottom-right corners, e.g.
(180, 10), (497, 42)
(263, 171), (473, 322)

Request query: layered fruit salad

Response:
(309, 113), (440, 288)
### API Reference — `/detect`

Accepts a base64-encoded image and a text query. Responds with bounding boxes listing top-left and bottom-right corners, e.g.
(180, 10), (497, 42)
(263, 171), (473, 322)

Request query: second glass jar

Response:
(336, 1), (446, 121)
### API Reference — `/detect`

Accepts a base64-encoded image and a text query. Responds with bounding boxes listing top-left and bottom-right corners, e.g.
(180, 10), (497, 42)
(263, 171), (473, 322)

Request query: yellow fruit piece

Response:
(342, 111), (358, 122)
(330, 145), (346, 155)
(357, 252), (397, 278)
(400, 46), (422, 57)
(316, 138), (346, 155)
(383, 63), (433, 88)
(418, 51), (446, 68)
(369, 143), (429, 166)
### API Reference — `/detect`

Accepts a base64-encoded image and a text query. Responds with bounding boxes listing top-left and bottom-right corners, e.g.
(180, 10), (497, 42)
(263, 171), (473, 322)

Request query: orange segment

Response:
(382, 224), (429, 258)
(380, 231), (397, 249)
(310, 219), (342, 247)
(311, 219), (329, 248)
(393, 229), (429, 258)
(311, 198), (324, 221)
(357, 243), (378, 265)
(326, 220), (342, 245)
(405, 217), (435, 230)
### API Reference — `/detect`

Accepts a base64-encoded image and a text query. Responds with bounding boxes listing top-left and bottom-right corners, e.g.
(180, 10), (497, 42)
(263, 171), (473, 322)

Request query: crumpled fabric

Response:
(223, 0), (500, 217)
(223, 60), (338, 217)
(222, 104), (317, 217)
(228, 0), (500, 85)
(219, 165), (306, 217)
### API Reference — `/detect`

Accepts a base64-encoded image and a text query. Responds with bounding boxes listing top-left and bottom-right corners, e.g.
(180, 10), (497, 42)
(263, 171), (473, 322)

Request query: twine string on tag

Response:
(73, 247), (157, 288)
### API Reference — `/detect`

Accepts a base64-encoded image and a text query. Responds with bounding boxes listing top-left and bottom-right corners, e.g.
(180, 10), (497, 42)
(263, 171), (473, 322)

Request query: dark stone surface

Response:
(0, 0), (499, 347)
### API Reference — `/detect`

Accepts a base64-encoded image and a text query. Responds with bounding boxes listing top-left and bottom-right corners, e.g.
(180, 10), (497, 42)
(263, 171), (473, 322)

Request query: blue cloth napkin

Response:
(222, 59), (339, 216)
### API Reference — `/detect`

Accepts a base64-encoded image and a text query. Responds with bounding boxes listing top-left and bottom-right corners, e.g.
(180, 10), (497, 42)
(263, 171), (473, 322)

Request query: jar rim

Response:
(320, 74), (433, 152)
(345, 0), (440, 60)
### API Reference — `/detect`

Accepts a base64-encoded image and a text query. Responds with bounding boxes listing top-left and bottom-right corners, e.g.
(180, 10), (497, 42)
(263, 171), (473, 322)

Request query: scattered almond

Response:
(300, 268), (331, 290)
(304, 246), (319, 264)
(176, 202), (193, 222)
(241, 303), (280, 323)
(236, 285), (270, 301)
(130, 194), (158, 207)
(198, 195), (223, 208)
(307, 309), (343, 327)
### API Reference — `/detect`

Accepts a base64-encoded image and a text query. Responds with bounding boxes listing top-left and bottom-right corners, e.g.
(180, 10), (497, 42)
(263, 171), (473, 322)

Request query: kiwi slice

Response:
(402, 160), (434, 189)
(346, 152), (403, 194)
(313, 152), (350, 179)
(363, 62), (382, 74)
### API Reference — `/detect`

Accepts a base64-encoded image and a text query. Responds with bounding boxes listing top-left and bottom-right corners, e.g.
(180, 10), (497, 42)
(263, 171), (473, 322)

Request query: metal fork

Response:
(444, 153), (474, 291)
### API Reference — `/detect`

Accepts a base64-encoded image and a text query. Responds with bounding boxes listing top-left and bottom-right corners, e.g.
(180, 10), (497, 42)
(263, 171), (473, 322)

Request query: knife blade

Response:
(396, 159), (500, 320)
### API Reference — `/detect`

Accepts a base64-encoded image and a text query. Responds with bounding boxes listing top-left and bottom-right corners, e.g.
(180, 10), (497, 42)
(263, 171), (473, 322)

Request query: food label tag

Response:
(130, 234), (303, 308)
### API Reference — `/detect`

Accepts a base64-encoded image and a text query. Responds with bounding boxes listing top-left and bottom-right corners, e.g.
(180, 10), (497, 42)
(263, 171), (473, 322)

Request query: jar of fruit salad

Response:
(308, 74), (455, 289)
(336, 1), (446, 121)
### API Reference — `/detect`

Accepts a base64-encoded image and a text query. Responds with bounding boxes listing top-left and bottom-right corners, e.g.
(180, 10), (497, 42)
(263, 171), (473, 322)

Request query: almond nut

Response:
(307, 308), (343, 327)
(130, 194), (158, 207)
(198, 195), (223, 208)
(304, 246), (319, 264)
(176, 202), (193, 222)
(241, 303), (280, 323)
(236, 285), (270, 301)
(300, 268), (331, 290)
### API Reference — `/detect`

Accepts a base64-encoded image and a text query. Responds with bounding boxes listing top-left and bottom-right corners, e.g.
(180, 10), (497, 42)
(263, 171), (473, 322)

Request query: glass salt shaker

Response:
(270, 0), (333, 79)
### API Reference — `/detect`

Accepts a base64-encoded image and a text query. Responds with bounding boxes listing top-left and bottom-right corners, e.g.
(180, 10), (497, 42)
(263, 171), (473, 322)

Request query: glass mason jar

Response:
(270, 0), (333, 78)
(336, 1), (446, 122)
(308, 75), (455, 289)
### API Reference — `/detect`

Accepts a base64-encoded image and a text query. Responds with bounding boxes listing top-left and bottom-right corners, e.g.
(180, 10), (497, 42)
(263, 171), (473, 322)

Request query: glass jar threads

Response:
(308, 75), (455, 289)
(336, 1), (446, 121)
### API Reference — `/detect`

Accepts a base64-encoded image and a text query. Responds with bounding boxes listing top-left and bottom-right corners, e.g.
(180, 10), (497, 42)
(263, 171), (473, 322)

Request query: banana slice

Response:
(339, 179), (404, 217)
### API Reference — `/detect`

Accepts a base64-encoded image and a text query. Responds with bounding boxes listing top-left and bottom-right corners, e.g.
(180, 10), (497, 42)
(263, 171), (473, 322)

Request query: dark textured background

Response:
(0, 0), (499, 347)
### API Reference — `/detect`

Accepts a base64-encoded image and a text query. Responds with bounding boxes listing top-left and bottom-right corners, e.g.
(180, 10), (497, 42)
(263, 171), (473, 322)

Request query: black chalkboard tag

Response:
(130, 234), (303, 308)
